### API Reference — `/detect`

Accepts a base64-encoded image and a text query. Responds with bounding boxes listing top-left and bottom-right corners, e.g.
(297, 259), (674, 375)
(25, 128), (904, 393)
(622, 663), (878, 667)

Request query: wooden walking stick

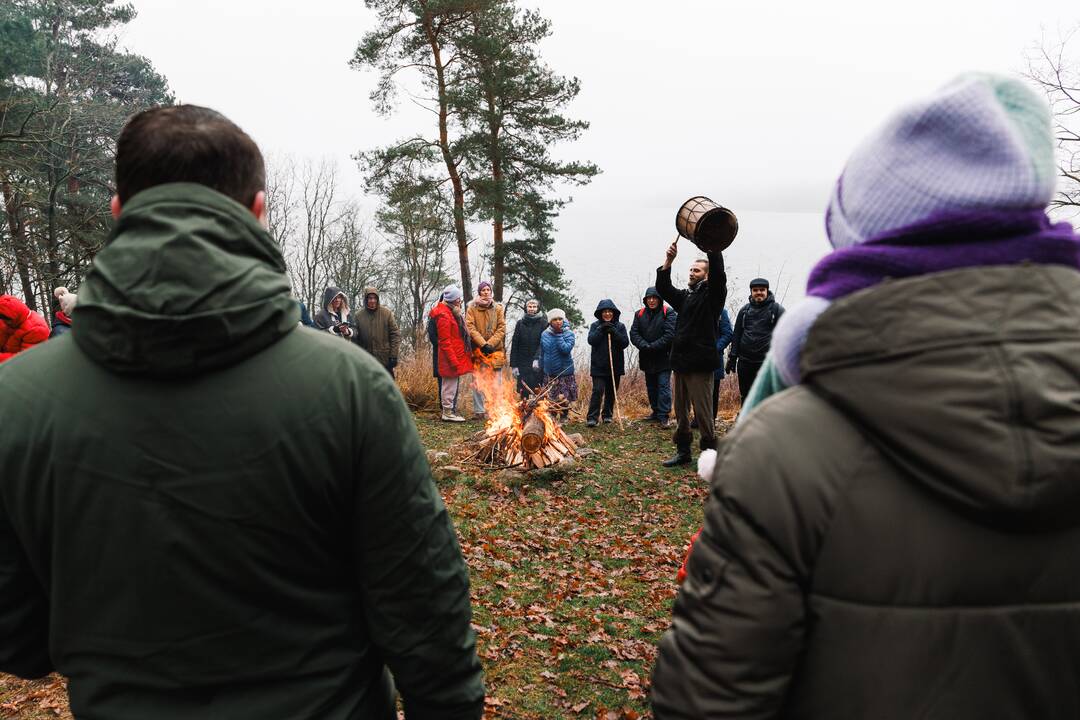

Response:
(607, 333), (624, 429)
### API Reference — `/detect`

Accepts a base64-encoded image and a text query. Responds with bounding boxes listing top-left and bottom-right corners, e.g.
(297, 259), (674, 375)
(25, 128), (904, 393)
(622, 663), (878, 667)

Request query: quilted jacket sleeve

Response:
(0, 499), (53, 679)
(651, 411), (809, 719)
(353, 368), (484, 719)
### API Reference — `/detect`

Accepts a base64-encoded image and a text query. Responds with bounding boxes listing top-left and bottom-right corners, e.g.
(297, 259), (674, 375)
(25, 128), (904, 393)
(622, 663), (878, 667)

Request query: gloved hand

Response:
(725, 356), (737, 374)
(532, 359), (540, 371)
(481, 343), (493, 354)
(600, 322), (614, 334)
(511, 367), (520, 379)
(388, 356), (398, 370)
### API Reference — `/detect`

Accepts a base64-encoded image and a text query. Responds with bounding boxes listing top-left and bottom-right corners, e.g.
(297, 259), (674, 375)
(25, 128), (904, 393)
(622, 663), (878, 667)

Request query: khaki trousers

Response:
(672, 370), (716, 451)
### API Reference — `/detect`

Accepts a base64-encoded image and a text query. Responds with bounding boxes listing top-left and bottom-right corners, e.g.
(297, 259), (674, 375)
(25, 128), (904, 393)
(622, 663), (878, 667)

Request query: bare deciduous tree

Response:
(1026, 27), (1080, 214)
(266, 158), (382, 314)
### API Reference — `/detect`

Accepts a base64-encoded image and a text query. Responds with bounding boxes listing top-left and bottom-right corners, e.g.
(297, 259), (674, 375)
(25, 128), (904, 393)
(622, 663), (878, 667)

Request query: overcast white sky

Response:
(119, 0), (1079, 307)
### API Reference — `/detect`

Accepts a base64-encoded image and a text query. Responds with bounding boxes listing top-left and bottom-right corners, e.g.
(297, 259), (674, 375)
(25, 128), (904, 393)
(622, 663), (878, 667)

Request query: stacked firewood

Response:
(464, 382), (577, 470)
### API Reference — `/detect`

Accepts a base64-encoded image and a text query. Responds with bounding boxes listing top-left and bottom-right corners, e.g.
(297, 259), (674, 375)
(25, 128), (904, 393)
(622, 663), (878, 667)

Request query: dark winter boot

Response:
(663, 432), (693, 468)
(662, 447), (692, 467)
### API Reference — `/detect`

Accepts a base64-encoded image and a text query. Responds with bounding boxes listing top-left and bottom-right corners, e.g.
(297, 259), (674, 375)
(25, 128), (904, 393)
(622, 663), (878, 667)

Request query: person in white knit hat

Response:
(50, 286), (77, 338)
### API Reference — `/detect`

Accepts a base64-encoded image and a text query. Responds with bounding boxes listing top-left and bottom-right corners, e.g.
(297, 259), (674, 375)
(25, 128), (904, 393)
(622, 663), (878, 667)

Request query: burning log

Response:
(458, 378), (578, 471)
(520, 412), (546, 455)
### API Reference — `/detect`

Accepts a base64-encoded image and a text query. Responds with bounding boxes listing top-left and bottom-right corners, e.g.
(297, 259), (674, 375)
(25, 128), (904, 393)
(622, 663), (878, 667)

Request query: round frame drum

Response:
(675, 196), (739, 252)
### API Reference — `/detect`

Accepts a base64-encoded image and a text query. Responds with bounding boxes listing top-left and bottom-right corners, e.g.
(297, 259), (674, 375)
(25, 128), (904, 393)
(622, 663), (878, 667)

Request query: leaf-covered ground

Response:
(420, 412), (716, 719)
(1, 411), (725, 720)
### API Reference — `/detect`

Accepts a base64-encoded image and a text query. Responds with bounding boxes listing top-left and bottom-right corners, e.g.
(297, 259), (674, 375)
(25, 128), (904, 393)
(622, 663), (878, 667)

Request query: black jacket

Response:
(587, 299), (629, 378)
(730, 292), (784, 362)
(630, 288), (678, 374)
(508, 313), (546, 370)
(655, 251), (727, 373)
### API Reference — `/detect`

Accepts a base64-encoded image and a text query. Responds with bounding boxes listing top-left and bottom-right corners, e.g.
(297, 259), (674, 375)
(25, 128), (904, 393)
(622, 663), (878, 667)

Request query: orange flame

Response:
(472, 368), (558, 461)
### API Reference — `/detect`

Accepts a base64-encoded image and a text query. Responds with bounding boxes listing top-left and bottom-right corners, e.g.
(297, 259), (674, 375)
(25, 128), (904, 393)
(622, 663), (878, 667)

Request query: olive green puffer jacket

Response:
(0, 183), (483, 720)
(653, 264), (1080, 719)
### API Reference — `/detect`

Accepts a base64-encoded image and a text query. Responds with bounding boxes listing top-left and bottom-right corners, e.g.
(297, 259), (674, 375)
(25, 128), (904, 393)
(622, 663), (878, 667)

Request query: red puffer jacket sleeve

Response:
(0, 295), (49, 363)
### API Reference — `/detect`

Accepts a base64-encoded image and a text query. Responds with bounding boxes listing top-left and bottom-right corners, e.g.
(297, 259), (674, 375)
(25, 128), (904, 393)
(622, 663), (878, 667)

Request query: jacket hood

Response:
(594, 298), (621, 321)
(322, 286), (349, 313)
(802, 264), (1080, 526)
(362, 286), (380, 309)
(73, 183), (299, 378)
(642, 286), (661, 304)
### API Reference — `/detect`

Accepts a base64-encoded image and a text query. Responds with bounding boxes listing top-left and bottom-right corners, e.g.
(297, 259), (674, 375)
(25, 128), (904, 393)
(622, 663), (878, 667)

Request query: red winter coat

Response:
(0, 295), (49, 363)
(429, 301), (473, 378)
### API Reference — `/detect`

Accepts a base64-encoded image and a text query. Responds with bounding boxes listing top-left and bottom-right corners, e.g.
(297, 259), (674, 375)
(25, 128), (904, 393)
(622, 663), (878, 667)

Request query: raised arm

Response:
(706, 250), (727, 315)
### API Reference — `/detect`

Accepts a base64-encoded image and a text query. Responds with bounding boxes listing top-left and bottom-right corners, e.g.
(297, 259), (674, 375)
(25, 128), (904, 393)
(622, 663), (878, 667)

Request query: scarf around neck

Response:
(739, 209), (1080, 420)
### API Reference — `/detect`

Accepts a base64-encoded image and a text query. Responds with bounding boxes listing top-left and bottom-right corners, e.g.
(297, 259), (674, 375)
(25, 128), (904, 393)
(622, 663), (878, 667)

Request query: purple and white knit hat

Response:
(774, 73), (1057, 387)
(825, 73), (1056, 251)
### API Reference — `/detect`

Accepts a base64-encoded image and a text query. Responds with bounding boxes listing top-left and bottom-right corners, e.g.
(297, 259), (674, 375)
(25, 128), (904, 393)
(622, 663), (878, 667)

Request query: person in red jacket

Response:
(429, 285), (473, 422)
(0, 295), (49, 363)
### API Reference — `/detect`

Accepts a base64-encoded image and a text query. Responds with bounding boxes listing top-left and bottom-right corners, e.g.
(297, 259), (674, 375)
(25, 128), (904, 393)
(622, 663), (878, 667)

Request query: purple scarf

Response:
(808, 209), (1080, 300)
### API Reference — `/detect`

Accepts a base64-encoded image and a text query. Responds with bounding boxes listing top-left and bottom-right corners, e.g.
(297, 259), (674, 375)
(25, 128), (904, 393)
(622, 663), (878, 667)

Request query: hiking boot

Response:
(662, 450), (692, 468)
(441, 412), (466, 423)
(602, 417), (613, 424)
(586, 419), (598, 428)
(473, 413), (487, 422)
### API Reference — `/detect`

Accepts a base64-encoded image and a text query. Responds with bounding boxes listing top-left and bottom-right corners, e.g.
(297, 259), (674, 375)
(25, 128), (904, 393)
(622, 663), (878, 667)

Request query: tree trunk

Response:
(487, 90), (505, 301)
(421, 6), (472, 299)
(2, 178), (37, 309)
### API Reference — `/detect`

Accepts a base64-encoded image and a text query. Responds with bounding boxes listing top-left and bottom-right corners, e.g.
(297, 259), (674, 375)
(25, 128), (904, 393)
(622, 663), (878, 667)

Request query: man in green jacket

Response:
(0, 105), (483, 720)
(352, 286), (401, 375)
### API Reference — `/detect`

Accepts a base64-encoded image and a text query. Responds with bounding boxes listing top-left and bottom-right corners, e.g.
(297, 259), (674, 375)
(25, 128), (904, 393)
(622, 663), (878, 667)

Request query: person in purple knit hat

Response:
(652, 73), (1080, 719)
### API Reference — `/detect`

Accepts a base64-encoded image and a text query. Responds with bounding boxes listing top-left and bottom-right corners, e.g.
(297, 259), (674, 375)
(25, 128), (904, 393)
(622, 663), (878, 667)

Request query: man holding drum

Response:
(655, 240), (727, 467)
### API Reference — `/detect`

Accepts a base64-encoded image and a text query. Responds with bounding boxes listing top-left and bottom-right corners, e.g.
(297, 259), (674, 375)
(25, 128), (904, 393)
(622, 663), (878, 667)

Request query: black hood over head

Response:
(594, 298), (621, 321)
(642, 286), (662, 305)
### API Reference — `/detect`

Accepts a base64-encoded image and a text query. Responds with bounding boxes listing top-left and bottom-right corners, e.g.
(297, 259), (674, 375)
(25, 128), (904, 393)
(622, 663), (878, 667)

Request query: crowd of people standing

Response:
(6, 71), (1080, 720)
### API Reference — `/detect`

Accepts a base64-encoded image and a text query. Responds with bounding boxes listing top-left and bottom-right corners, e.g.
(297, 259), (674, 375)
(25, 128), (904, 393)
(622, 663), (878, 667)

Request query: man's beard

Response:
(688, 276), (704, 288)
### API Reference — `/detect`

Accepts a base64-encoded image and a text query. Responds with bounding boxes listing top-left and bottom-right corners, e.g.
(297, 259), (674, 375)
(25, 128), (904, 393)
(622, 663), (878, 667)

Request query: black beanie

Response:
(749, 278), (769, 289)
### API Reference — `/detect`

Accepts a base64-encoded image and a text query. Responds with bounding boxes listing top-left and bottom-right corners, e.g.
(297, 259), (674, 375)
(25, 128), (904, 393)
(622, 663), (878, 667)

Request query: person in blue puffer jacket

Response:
(536, 308), (576, 422)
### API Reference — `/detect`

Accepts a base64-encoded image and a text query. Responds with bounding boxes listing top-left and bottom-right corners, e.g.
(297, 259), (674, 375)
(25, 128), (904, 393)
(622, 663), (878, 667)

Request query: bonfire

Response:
(463, 373), (577, 470)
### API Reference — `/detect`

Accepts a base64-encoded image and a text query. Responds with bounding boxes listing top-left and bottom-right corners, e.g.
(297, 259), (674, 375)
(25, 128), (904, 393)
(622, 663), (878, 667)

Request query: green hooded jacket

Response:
(0, 183), (483, 719)
(652, 264), (1080, 719)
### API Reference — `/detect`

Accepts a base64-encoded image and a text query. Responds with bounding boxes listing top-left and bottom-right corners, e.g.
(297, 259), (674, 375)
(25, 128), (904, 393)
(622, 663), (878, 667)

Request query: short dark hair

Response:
(115, 105), (265, 206)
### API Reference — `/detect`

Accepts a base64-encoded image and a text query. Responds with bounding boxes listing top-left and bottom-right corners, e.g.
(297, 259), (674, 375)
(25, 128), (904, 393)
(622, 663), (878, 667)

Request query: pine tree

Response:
(351, 0), (491, 299)
(453, 0), (597, 322)
(0, 0), (172, 308)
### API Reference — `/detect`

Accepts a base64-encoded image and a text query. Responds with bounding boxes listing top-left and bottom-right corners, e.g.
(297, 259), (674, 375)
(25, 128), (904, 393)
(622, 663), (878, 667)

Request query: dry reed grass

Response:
(396, 341), (744, 422)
